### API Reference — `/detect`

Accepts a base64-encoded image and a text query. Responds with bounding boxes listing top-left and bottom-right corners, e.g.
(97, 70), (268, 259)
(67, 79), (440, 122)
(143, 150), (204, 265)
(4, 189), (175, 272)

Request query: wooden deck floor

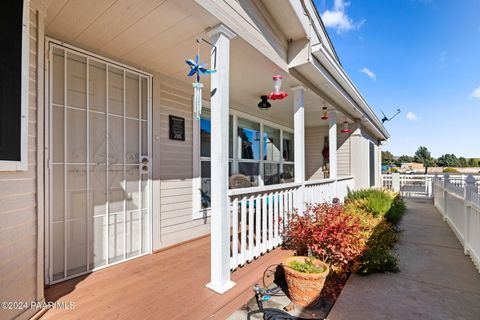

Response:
(41, 236), (292, 320)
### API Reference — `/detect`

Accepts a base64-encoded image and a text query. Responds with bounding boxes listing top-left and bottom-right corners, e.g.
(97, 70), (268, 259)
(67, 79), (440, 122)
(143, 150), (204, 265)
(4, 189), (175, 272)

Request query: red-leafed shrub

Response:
(283, 204), (365, 271)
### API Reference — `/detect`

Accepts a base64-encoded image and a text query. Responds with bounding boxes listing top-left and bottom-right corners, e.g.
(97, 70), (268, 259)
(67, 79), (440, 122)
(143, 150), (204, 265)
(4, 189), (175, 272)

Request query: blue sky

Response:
(314, 0), (480, 158)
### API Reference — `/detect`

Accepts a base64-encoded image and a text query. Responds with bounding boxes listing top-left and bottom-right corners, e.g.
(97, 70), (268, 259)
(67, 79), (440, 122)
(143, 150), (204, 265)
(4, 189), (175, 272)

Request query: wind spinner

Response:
(185, 40), (216, 119)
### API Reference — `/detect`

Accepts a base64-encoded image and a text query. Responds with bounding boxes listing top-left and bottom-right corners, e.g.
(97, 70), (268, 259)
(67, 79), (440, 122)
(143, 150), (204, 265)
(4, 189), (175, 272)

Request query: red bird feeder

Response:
(321, 106), (328, 120)
(268, 75), (288, 100)
(341, 121), (352, 133)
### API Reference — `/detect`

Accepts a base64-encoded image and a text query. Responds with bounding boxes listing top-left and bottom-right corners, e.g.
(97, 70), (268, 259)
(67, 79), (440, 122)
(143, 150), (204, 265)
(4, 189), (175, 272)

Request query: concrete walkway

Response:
(328, 198), (480, 320)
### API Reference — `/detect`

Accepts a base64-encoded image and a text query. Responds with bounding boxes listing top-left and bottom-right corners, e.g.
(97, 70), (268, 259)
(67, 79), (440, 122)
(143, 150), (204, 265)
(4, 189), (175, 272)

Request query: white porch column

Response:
(328, 111), (337, 179)
(292, 86), (306, 209)
(206, 24), (236, 294)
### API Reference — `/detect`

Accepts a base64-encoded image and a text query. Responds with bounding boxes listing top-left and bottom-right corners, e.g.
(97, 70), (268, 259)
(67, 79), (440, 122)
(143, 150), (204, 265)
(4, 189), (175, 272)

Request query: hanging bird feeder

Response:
(185, 39), (217, 120)
(341, 121), (352, 133)
(321, 106), (328, 120)
(268, 75), (288, 100)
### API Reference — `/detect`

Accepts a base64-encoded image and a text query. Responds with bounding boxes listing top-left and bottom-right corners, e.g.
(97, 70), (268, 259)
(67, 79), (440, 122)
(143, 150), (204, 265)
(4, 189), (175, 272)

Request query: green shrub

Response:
(385, 195), (406, 225)
(288, 258), (326, 274)
(443, 167), (459, 173)
(344, 188), (405, 274)
(346, 189), (395, 217)
(358, 221), (400, 274)
(358, 246), (399, 274)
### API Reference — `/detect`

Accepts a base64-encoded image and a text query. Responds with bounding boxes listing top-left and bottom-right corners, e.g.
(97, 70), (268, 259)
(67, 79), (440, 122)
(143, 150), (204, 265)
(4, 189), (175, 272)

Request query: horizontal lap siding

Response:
(157, 79), (209, 248)
(0, 8), (39, 320)
(337, 134), (351, 176)
(305, 127), (327, 181)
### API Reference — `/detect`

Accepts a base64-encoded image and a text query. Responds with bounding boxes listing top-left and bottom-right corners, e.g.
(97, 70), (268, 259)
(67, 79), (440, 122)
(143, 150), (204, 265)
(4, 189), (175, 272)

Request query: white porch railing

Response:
(381, 173), (480, 198)
(227, 177), (354, 270)
(433, 175), (480, 272)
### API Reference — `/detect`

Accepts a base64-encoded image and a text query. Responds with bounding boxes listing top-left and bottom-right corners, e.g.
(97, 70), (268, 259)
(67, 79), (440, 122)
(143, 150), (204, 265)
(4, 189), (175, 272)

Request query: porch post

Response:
(206, 24), (236, 294)
(328, 111), (337, 179)
(292, 86), (306, 210)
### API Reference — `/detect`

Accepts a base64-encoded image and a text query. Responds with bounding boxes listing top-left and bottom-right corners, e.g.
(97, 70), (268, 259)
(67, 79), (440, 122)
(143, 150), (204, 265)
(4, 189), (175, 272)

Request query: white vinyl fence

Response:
(227, 176), (354, 270)
(434, 175), (480, 272)
(382, 173), (480, 198)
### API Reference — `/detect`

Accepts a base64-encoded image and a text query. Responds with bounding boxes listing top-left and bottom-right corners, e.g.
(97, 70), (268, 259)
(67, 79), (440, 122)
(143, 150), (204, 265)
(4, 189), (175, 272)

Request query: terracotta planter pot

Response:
(283, 256), (329, 306)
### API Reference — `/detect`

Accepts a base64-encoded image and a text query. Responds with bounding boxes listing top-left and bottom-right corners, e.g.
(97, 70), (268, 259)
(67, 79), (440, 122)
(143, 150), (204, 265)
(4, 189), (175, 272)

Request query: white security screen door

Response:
(46, 42), (152, 284)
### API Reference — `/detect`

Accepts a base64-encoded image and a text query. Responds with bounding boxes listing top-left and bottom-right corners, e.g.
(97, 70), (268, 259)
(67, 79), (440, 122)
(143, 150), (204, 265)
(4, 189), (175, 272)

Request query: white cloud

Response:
(406, 112), (418, 121)
(321, 0), (365, 34)
(469, 87), (480, 100)
(359, 67), (376, 81)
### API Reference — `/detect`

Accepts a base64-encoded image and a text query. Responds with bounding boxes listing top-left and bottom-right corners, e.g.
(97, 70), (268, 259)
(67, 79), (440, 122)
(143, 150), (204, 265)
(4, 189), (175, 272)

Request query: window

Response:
(0, 1), (29, 170)
(193, 109), (294, 217)
(199, 110), (233, 209)
(282, 131), (295, 182)
(263, 126), (281, 185)
(237, 117), (261, 186)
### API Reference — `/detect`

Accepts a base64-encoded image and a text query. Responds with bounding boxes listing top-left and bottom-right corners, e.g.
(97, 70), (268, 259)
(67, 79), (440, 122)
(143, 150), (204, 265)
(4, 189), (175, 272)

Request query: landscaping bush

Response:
(443, 167), (459, 173)
(357, 221), (400, 274)
(345, 189), (393, 217)
(344, 188), (406, 274)
(385, 194), (406, 225)
(283, 204), (365, 272)
(283, 189), (406, 276)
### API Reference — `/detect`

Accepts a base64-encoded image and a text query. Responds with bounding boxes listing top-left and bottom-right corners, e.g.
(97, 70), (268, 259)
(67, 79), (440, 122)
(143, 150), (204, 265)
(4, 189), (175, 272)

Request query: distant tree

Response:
(397, 155), (413, 165)
(458, 157), (468, 167)
(414, 146), (435, 174)
(381, 151), (395, 165)
(437, 153), (459, 167)
(468, 158), (476, 167)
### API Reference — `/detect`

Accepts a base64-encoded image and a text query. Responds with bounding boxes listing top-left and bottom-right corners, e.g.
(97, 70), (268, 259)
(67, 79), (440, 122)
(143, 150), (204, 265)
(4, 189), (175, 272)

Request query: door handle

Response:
(141, 157), (149, 165)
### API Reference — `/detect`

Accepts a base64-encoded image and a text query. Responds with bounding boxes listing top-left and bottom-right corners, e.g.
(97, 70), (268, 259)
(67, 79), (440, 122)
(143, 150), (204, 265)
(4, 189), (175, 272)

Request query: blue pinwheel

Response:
(185, 54), (216, 82)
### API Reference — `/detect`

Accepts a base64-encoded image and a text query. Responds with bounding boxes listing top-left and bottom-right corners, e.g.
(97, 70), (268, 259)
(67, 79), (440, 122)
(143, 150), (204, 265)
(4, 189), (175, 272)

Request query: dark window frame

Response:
(0, 0), (29, 170)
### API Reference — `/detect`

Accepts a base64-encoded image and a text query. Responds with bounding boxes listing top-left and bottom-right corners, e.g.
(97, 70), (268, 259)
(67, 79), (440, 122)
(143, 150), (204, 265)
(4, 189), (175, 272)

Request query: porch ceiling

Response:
(45, 0), (341, 128)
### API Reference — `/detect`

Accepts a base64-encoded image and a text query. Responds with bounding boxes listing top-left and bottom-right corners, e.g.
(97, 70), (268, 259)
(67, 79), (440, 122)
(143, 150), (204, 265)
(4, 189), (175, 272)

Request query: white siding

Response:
(0, 7), (41, 320)
(337, 131), (351, 177)
(155, 76), (210, 248)
(305, 126), (328, 180)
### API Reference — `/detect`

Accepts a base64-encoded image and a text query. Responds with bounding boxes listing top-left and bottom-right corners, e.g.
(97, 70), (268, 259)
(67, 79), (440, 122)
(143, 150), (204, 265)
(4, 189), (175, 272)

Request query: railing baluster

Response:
(274, 191), (279, 247)
(268, 192), (274, 250)
(279, 190), (284, 240)
(262, 194), (267, 253)
(255, 194), (261, 258)
(248, 195), (254, 262)
(240, 196), (247, 265)
(231, 197), (239, 269)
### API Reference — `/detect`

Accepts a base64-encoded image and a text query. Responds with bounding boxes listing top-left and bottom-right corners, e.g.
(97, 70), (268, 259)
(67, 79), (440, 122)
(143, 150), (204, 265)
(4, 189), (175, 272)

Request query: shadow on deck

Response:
(41, 236), (292, 320)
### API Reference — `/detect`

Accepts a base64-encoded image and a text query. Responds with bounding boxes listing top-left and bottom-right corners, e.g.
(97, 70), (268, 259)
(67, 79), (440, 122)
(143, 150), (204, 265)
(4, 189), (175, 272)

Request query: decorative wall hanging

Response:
(268, 75), (288, 100)
(341, 121), (352, 133)
(185, 39), (217, 120)
(322, 145), (329, 161)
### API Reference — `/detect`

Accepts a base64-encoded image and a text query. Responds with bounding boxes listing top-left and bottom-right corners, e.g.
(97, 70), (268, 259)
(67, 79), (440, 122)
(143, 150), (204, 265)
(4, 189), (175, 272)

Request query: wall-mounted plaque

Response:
(169, 115), (185, 141)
